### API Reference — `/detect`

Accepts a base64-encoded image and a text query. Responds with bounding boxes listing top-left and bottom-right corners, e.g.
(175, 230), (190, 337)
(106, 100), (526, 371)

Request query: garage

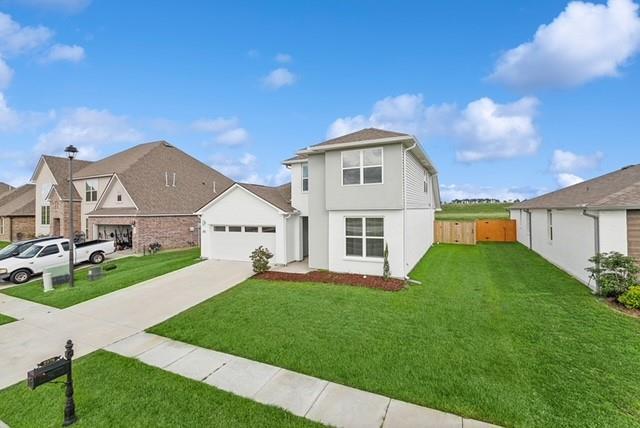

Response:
(196, 183), (296, 265)
(96, 224), (133, 250)
(209, 224), (276, 261)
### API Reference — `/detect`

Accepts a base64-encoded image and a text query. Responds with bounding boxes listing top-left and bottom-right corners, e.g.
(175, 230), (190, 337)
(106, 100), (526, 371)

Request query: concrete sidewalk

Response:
(0, 259), (253, 390)
(106, 332), (501, 428)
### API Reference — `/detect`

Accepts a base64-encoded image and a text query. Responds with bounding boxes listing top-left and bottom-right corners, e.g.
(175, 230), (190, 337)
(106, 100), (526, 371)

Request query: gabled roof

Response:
(85, 141), (234, 216)
(38, 155), (93, 201)
(311, 128), (410, 148)
(0, 182), (13, 197)
(237, 182), (293, 213)
(282, 153), (308, 165)
(0, 184), (35, 217)
(197, 182), (294, 214)
(512, 164), (640, 210)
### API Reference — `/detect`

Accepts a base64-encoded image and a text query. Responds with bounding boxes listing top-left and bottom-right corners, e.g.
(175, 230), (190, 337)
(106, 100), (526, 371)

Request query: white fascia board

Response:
(298, 136), (411, 155)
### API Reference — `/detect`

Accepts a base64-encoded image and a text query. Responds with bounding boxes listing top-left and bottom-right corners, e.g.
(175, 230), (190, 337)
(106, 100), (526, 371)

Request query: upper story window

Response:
(302, 164), (309, 192)
(116, 193), (123, 203)
(342, 147), (383, 186)
(547, 210), (553, 241)
(86, 180), (98, 202)
(423, 172), (429, 193)
(41, 206), (50, 225)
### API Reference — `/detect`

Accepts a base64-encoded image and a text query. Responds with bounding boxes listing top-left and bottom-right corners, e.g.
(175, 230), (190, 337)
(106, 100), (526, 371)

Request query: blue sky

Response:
(0, 0), (638, 201)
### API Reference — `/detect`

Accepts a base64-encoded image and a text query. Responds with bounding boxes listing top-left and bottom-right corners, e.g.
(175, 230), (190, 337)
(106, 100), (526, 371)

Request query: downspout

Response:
(524, 209), (532, 250)
(402, 142), (417, 280)
(582, 209), (600, 293)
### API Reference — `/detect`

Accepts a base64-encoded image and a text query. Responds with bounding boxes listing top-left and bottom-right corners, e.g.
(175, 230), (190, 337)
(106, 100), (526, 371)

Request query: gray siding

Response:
(308, 154), (329, 269)
(405, 151), (431, 209)
(325, 144), (403, 211)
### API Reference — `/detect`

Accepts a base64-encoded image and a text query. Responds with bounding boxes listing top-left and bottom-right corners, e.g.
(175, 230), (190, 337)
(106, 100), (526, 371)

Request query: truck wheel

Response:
(90, 252), (105, 264)
(10, 269), (31, 284)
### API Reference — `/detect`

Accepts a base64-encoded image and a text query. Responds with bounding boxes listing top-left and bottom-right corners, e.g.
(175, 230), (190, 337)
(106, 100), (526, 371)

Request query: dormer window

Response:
(302, 164), (309, 192)
(342, 147), (383, 185)
(85, 180), (98, 202)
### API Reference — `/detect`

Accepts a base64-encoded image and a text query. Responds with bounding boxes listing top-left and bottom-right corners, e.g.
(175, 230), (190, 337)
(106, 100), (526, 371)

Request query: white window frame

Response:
(302, 164), (309, 192)
(423, 172), (429, 193)
(344, 216), (385, 259)
(41, 205), (51, 225)
(341, 147), (384, 186)
(85, 180), (98, 202)
(116, 193), (123, 203)
(547, 209), (553, 241)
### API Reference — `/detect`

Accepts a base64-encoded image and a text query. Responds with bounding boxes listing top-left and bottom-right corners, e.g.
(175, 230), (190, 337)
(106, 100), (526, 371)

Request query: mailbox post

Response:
(27, 340), (77, 426)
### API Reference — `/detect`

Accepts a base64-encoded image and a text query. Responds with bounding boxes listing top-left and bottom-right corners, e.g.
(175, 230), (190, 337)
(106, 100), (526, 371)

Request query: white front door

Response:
(209, 225), (277, 262)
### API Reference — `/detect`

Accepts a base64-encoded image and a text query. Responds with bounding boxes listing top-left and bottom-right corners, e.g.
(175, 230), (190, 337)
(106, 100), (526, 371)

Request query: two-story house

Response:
(31, 141), (233, 252)
(197, 128), (441, 278)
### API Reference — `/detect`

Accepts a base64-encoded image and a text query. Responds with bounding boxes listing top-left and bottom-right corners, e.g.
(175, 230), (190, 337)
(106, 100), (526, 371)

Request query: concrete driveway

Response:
(0, 259), (252, 390)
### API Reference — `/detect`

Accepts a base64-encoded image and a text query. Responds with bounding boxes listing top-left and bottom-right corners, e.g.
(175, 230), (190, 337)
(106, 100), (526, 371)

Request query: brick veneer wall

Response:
(87, 215), (200, 253)
(50, 197), (81, 239)
(0, 216), (36, 242)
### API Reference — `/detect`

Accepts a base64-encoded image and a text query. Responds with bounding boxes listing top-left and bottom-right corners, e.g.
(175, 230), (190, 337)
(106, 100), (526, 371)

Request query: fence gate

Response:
(434, 221), (476, 245)
(435, 219), (517, 245)
(476, 220), (517, 242)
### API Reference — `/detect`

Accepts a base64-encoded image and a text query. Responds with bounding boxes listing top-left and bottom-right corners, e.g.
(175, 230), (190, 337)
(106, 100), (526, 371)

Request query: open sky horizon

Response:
(0, 0), (638, 201)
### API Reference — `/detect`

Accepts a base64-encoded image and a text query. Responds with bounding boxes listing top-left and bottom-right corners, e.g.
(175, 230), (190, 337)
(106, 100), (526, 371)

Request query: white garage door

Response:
(209, 225), (277, 262)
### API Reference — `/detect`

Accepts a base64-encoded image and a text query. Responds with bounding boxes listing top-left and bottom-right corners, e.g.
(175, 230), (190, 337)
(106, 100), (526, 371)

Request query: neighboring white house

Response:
(197, 128), (442, 279)
(510, 164), (640, 291)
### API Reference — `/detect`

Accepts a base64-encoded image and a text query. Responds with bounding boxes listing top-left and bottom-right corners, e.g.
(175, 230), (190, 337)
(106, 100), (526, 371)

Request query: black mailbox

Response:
(27, 356), (70, 390)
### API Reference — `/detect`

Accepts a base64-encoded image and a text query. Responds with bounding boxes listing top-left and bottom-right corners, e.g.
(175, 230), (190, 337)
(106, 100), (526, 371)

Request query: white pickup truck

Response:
(0, 238), (115, 284)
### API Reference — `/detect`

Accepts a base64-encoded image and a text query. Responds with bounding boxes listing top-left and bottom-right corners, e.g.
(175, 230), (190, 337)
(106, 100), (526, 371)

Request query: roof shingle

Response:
(311, 128), (410, 148)
(512, 164), (640, 209)
(0, 184), (35, 217)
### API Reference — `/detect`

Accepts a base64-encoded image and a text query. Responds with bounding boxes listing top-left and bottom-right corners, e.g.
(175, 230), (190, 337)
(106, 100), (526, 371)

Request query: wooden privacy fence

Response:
(435, 219), (516, 245)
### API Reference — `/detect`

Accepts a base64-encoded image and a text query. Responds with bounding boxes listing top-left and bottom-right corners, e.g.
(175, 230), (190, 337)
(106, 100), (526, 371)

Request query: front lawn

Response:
(0, 241), (9, 249)
(0, 351), (319, 427)
(151, 243), (640, 427)
(1, 248), (201, 309)
(0, 313), (15, 325)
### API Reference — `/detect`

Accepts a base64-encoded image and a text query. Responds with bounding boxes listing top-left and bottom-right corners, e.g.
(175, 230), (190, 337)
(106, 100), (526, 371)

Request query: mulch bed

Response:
(603, 297), (640, 318)
(254, 270), (406, 292)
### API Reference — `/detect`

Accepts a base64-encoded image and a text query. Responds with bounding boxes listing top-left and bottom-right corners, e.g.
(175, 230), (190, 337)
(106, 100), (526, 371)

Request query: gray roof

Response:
(85, 141), (234, 216)
(42, 155), (93, 201)
(282, 153), (308, 164)
(0, 182), (13, 197)
(237, 182), (293, 212)
(311, 128), (410, 148)
(512, 164), (640, 209)
(0, 184), (35, 217)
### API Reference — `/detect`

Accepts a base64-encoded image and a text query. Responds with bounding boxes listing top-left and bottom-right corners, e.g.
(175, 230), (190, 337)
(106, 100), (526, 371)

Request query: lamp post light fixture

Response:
(64, 145), (78, 288)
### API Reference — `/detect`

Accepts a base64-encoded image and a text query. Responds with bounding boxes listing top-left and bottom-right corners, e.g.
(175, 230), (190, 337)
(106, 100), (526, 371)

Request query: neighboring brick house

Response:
(0, 184), (36, 242)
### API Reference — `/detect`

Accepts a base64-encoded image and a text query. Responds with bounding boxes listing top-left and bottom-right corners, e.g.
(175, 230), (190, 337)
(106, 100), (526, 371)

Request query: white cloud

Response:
(192, 116), (249, 145)
(550, 149), (604, 173)
(490, 0), (640, 89)
(45, 44), (85, 62)
(0, 92), (19, 130)
(0, 91), (53, 131)
(440, 183), (546, 202)
(211, 153), (290, 186)
(192, 117), (239, 133)
(275, 53), (292, 63)
(36, 107), (142, 159)
(0, 12), (52, 55)
(0, 58), (13, 89)
(262, 67), (296, 89)
(556, 173), (585, 188)
(328, 93), (541, 162)
(13, 0), (91, 13)
(215, 128), (249, 145)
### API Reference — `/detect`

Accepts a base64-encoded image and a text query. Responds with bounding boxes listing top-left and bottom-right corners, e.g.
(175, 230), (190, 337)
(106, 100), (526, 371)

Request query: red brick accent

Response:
(0, 216), (36, 242)
(50, 194), (81, 239)
(87, 215), (200, 253)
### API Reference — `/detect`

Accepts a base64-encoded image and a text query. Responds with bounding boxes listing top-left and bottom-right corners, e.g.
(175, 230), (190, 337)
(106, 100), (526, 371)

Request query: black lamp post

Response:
(64, 145), (78, 288)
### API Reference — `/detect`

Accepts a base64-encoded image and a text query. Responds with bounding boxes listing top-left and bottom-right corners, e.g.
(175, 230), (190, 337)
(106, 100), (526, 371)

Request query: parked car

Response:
(0, 238), (116, 284)
(0, 236), (62, 262)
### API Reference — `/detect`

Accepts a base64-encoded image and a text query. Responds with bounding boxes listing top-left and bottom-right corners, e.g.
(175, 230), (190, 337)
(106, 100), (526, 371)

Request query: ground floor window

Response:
(0, 218), (4, 235)
(345, 217), (384, 258)
(41, 205), (50, 225)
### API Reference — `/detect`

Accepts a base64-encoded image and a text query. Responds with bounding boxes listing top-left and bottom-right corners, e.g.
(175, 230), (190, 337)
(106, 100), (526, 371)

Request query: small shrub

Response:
(382, 243), (391, 280)
(103, 264), (117, 272)
(586, 252), (640, 297)
(618, 286), (640, 309)
(250, 246), (273, 273)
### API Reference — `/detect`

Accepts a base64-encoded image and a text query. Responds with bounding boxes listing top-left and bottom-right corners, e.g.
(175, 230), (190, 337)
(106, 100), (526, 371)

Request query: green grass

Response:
(436, 202), (510, 221)
(1, 248), (201, 309)
(151, 243), (640, 428)
(0, 241), (9, 249)
(0, 351), (319, 427)
(0, 313), (15, 325)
